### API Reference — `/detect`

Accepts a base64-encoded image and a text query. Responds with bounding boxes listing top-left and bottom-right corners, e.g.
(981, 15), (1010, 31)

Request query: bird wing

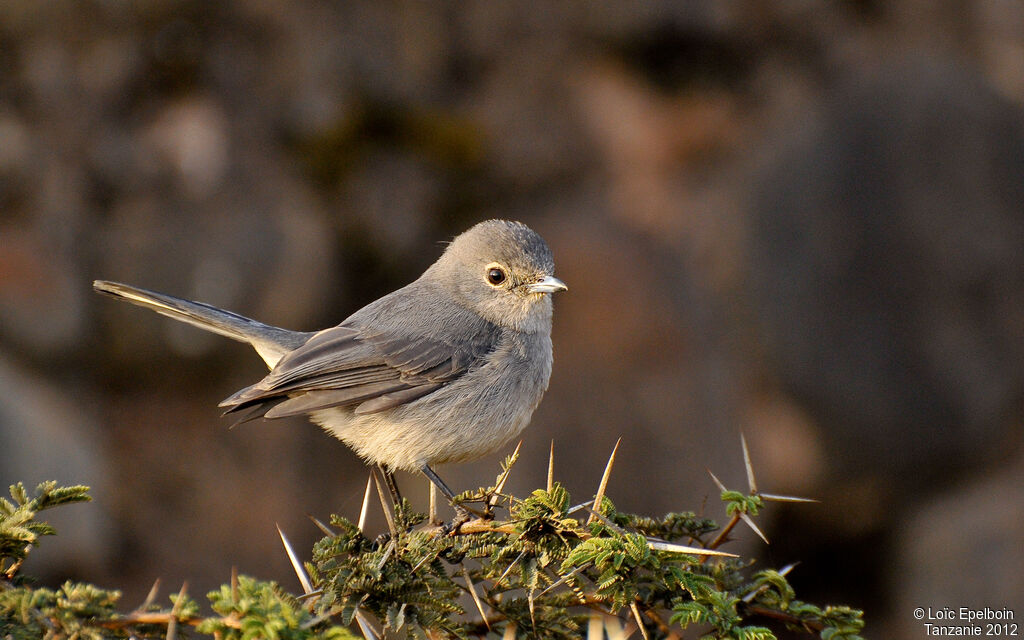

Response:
(219, 315), (500, 420)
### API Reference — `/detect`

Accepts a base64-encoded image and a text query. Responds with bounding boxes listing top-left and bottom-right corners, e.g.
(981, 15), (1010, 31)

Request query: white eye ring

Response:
(485, 264), (508, 286)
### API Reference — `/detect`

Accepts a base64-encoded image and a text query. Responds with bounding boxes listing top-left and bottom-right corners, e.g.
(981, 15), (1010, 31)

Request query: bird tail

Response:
(93, 280), (311, 368)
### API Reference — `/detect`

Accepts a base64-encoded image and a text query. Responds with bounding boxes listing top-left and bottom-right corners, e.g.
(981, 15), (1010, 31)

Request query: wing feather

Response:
(219, 303), (502, 420)
(263, 381), (414, 418)
(353, 383), (444, 415)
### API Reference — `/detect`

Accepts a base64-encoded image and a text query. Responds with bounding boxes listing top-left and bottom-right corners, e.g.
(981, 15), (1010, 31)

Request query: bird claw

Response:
(441, 506), (474, 536)
(372, 531), (393, 549)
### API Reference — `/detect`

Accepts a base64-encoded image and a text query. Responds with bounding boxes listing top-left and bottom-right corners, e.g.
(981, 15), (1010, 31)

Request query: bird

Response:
(94, 219), (566, 516)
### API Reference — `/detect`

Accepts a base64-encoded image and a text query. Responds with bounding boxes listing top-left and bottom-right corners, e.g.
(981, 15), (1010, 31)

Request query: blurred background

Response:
(1, 1), (1022, 637)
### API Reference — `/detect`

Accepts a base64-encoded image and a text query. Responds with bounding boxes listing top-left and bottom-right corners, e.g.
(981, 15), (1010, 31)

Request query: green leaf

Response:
(0, 467), (863, 640)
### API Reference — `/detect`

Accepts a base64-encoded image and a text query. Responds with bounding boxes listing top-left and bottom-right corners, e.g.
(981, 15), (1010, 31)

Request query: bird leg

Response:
(420, 464), (485, 532)
(420, 464), (457, 501)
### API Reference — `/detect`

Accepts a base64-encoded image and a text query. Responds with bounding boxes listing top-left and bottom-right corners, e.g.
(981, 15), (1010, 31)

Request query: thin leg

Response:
(420, 464), (457, 501)
(378, 464), (402, 507)
(420, 464), (486, 532)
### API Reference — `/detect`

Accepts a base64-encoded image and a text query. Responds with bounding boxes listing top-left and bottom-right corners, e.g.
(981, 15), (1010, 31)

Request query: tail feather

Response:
(93, 280), (312, 368)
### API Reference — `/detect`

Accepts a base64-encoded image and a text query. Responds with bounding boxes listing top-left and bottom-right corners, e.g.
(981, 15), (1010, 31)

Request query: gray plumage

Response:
(93, 220), (565, 499)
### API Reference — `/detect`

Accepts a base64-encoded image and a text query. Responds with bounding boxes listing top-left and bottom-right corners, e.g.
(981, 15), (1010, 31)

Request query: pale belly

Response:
(310, 335), (552, 471)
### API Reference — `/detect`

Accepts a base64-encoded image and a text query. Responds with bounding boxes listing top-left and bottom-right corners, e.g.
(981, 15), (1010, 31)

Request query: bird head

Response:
(431, 220), (566, 333)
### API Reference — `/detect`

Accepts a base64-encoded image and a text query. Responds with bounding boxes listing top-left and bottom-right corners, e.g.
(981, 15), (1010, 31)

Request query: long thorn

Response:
(568, 499), (595, 515)
(547, 440), (555, 492)
(308, 514), (337, 537)
(646, 539), (738, 557)
(707, 468), (728, 493)
(167, 582), (188, 640)
(358, 474), (373, 534)
(462, 566), (490, 631)
(528, 589), (536, 629)
(739, 512), (769, 545)
(354, 610), (380, 640)
(410, 550), (436, 574)
(760, 492), (819, 503)
(537, 563), (589, 598)
(429, 481), (437, 524)
(588, 437), (621, 525)
(296, 589), (324, 602)
(741, 432), (757, 494)
(136, 578), (161, 612)
(278, 524), (313, 594)
(496, 549), (528, 586)
(371, 468), (397, 538)
(631, 601), (651, 640)
(375, 539), (395, 572)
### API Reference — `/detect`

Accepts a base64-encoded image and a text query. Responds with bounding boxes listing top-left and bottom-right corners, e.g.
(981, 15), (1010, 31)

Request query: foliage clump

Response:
(1, 452), (865, 639)
(303, 461), (863, 639)
(1, 482), (355, 639)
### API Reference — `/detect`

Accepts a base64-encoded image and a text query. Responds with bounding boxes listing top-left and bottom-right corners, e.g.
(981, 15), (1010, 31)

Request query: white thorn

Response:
(358, 474), (372, 533)
(277, 524), (313, 594)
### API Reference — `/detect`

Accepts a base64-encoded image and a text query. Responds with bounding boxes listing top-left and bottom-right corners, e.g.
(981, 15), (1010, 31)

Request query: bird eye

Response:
(486, 266), (507, 286)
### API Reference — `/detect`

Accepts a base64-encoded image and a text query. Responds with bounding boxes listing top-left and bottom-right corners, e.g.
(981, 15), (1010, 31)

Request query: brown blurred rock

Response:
(893, 455), (1024, 638)
(745, 55), (1024, 632)
(748, 57), (1024, 491)
(0, 227), (86, 355)
(0, 355), (110, 580)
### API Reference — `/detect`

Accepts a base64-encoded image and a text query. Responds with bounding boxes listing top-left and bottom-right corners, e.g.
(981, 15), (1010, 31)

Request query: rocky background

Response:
(2, 2), (1023, 637)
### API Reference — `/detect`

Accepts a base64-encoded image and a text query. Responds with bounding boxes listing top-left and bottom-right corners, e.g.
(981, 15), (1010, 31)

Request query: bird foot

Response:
(372, 531), (393, 549)
(441, 505), (474, 536)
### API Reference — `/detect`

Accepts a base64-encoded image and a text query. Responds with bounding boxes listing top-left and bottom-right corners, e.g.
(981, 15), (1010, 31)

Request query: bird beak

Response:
(527, 275), (568, 294)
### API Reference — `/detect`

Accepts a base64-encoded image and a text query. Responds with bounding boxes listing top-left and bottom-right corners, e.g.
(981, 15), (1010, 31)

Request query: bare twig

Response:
(705, 513), (741, 554)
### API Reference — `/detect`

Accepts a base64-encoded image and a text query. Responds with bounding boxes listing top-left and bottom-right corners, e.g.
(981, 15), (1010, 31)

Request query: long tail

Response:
(93, 280), (313, 368)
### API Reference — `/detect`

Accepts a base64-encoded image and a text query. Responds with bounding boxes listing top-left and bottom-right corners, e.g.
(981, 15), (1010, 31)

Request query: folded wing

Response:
(219, 317), (500, 421)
